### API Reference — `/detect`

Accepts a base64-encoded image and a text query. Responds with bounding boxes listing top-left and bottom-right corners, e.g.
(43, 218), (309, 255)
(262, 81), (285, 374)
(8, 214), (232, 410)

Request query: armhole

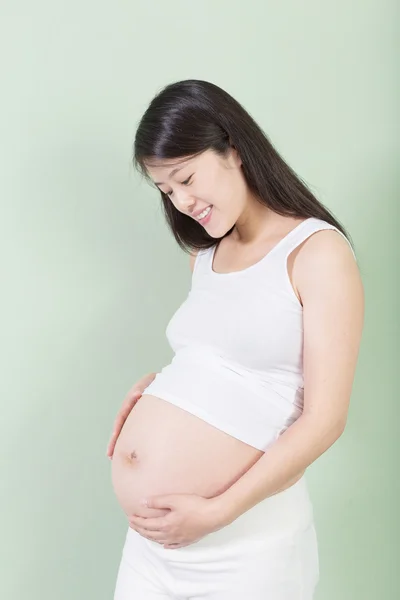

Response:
(284, 224), (357, 264)
(281, 225), (357, 306)
(332, 229), (357, 262)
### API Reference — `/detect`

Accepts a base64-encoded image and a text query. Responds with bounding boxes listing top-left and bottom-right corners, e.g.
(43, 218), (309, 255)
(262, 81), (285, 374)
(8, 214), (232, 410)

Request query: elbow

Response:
(336, 417), (347, 437)
(303, 412), (347, 445)
(327, 417), (347, 444)
(333, 410), (348, 437)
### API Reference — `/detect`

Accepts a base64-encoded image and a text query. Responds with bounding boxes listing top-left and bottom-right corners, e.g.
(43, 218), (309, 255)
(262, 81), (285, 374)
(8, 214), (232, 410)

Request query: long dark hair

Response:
(133, 79), (355, 255)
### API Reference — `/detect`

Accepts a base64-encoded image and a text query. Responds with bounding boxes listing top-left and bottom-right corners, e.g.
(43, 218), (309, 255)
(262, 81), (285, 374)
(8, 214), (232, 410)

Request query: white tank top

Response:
(142, 217), (356, 451)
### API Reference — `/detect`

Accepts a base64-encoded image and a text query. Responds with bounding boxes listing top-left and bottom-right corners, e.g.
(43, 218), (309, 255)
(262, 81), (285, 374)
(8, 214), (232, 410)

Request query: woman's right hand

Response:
(106, 372), (157, 459)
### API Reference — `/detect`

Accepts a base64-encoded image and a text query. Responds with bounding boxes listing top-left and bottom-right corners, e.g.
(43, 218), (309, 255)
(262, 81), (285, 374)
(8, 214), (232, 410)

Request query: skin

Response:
(146, 145), (295, 246)
(146, 146), (316, 305)
(124, 147), (365, 548)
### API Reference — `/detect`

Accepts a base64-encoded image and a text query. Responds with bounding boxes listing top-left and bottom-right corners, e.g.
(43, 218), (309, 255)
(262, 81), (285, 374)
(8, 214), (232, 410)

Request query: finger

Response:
(124, 388), (143, 403)
(106, 433), (122, 456)
(113, 399), (137, 429)
(107, 430), (119, 450)
(106, 442), (117, 457)
(106, 388), (143, 456)
(129, 516), (167, 531)
(106, 429), (121, 455)
(116, 390), (142, 419)
(107, 392), (142, 452)
(106, 434), (117, 455)
(109, 420), (124, 444)
(133, 526), (166, 543)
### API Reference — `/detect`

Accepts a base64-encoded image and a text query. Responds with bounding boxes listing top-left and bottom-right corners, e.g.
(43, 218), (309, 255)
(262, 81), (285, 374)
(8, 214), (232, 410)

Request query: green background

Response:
(1, 1), (398, 598)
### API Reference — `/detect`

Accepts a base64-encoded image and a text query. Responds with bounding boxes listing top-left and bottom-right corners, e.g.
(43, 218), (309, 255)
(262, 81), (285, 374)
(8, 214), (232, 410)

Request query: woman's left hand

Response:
(128, 493), (226, 549)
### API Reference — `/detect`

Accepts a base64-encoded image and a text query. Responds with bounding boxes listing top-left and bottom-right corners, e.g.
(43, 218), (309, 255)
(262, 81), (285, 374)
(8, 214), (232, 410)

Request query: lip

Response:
(192, 205), (212, 219)
(197, 205), (213, 225)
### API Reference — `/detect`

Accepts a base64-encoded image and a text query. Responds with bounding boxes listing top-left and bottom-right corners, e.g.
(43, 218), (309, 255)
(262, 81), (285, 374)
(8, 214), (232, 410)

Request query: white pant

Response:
(113, 477), (319, 599)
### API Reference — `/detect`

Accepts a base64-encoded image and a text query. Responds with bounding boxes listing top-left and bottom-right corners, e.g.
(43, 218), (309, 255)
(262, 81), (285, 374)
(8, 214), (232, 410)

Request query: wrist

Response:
(206, 493), (241, 529)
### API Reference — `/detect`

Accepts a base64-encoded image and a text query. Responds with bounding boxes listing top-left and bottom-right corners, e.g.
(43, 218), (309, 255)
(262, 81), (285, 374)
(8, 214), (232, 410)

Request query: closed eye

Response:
(166, 175), (192, 197)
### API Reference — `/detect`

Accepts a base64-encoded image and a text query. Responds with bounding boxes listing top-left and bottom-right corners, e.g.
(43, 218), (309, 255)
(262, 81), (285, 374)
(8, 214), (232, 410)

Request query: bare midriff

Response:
(111, 394), (264, 520)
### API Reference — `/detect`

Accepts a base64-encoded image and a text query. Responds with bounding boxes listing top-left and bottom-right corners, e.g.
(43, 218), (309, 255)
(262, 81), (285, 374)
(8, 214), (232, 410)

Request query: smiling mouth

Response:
(195, 205), (213, 220)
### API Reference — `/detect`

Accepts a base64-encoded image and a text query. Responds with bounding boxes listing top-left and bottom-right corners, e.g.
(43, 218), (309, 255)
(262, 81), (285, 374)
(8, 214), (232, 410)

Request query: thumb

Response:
(141, 494), (177, 510)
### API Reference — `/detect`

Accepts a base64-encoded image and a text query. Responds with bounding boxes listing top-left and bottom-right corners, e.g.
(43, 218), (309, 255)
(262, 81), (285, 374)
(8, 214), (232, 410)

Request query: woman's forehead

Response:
(145, 158), (192, 183)
(144, 149), (217, 174)
(145, 152), (210, 181)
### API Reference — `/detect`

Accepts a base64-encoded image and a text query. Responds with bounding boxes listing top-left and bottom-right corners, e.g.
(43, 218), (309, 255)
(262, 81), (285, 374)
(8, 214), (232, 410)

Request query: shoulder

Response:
(293, 227), (364, 309)
(295, 227), (357, 273)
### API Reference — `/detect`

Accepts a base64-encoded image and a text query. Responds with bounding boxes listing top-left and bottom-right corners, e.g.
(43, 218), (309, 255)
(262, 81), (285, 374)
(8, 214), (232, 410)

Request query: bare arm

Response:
(211, 229), (364, 524)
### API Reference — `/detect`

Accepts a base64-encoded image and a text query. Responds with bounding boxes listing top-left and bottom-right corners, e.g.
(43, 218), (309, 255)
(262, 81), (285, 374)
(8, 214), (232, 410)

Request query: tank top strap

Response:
(191, 218), (356, 287)
(275, 217), (357, 263)
(191, 246), (213, 284)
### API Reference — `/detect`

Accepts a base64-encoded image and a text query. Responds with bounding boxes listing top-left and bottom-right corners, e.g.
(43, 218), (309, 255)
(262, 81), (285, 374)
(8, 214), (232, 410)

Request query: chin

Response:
(208, 229), (227, 239)
(220, 223), (236, 238)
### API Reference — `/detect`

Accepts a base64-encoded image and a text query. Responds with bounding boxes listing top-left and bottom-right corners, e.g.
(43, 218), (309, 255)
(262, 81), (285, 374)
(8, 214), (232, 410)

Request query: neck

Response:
(231, 198), (279, 245)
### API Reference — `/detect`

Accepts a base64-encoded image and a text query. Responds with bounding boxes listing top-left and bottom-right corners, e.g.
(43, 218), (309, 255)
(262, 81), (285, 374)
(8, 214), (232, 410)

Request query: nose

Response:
(173, 188), (195, 213)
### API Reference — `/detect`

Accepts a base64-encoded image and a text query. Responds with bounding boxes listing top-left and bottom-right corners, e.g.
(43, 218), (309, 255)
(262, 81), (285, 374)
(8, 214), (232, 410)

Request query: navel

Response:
(126, 449), (138, 464)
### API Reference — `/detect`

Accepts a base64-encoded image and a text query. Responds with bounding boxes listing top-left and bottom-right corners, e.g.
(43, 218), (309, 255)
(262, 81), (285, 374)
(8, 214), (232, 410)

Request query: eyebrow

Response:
(154, 164), (187, 186)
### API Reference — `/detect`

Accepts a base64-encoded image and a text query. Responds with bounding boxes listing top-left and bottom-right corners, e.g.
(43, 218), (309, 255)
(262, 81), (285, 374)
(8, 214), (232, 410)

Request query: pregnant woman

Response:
(107, 79), (364, 599)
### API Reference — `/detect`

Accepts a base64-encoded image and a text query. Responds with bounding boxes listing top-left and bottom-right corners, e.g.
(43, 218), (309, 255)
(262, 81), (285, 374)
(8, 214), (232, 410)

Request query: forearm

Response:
(271, 469), (306, 495)
(214, 413), (345, 525)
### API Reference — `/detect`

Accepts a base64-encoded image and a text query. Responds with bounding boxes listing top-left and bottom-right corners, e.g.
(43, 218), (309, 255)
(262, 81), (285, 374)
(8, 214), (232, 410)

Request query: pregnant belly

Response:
(111, 394), (264, 518)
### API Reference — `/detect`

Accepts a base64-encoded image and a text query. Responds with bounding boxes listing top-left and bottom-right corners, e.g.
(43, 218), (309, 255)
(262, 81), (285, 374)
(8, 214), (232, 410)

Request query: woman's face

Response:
(144, 147), (251, 238)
